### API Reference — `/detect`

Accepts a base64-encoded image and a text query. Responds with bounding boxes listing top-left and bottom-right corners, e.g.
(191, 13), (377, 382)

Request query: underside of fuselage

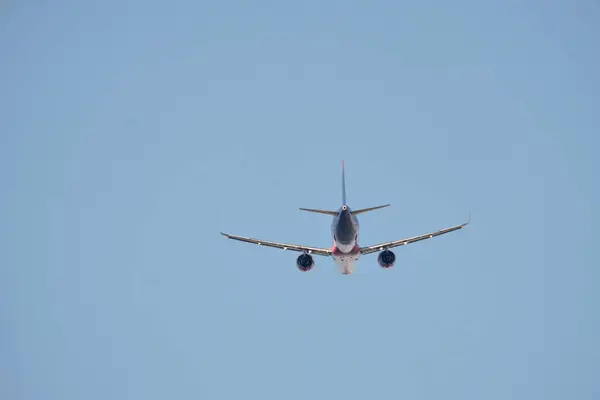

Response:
(331, 205), (361, 274)
(333, 253), (360, 274)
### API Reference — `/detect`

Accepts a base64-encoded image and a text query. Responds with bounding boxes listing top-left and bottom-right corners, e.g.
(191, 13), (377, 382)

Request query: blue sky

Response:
(1, 1), (598, 399)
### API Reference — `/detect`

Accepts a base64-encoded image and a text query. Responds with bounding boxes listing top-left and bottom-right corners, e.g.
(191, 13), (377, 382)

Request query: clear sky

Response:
(1, 1), (599, 399)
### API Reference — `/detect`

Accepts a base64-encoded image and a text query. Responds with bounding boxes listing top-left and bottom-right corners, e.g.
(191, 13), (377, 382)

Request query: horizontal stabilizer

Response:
(351, 204), (390, 215)
(299, 208), (339, 216)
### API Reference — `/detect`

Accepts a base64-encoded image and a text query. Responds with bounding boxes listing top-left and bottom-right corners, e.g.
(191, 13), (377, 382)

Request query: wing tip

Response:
(463, 209), (471, 226)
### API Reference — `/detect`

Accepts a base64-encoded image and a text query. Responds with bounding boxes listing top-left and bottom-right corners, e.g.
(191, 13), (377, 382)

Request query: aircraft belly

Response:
(332, 252), (360, 275)
(335, 242), (356, 253)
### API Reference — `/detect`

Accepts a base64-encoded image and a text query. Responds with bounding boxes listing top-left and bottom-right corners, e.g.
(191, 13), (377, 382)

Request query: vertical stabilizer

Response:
(341, 160), (347, 205)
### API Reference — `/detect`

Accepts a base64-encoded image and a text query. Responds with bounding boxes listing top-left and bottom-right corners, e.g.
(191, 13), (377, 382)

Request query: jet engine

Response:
(296, 253), (314, 272)
(378, 249), (396, 268)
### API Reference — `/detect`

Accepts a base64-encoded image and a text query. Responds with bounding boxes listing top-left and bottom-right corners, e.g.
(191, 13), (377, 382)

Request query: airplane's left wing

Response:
(220, 232), (333, 256)
(359, 219), (470, 255)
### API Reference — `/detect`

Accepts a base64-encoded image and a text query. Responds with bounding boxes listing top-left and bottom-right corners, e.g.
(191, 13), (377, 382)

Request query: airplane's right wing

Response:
(359, 219), (470, 255)
(221, 232), (333, 256)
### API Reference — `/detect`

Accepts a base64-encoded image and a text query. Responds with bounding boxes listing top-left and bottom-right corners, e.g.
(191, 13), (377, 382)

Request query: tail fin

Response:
(351, 204), (391, 215)
(342, 160), (347, 205)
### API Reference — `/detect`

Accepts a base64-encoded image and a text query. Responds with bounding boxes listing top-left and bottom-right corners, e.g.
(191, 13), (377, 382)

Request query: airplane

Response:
(221, 161), (470, 275)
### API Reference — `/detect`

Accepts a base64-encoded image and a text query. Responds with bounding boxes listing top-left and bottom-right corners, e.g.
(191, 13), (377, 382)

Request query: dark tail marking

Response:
(342, 160), (347, 205)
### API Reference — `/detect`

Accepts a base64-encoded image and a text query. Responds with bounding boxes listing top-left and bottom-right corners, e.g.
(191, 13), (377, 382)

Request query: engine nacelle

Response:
(378, 249), (396, 268)
(296, 253), (314, 272)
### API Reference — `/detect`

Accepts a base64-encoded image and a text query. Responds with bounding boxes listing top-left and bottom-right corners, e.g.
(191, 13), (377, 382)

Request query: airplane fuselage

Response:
(331, 205), (361, 274)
